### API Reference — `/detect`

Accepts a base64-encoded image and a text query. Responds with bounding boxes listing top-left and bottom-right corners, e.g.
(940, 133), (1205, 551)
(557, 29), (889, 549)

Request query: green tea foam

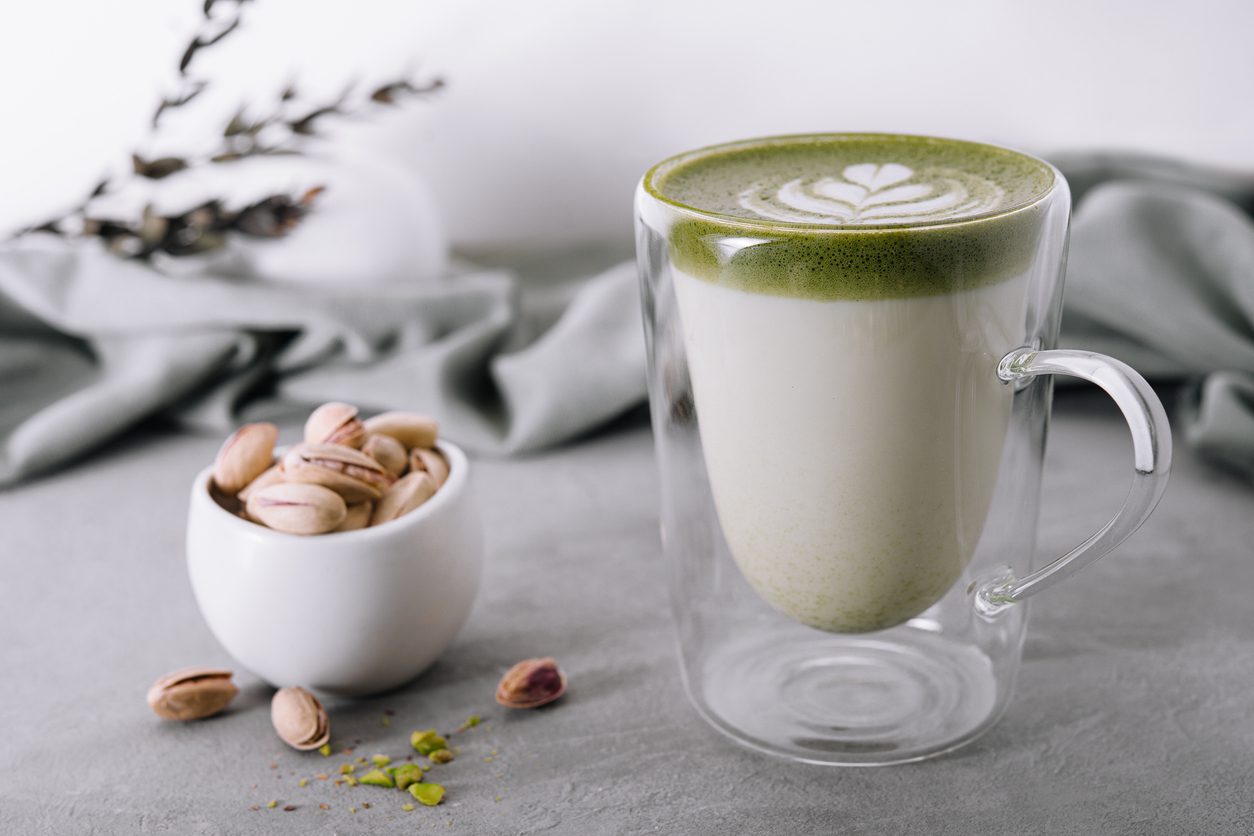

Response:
(644, 134), (1054, 301)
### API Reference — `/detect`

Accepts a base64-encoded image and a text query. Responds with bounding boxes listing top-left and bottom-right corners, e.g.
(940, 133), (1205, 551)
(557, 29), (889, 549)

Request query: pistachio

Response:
(334, 501), (373, 532)
(361, 433), (408, 477)
(304, 402), (366, 449)
(361, 412), (438, 450)
(495, 657), (567, 709)
(283, 444), (395, 503)
(147, 667), (238, 721)
(408, 447), (449, 488)
(212, 423), (278, 494)
(246, 483), (347, 535)
(409, 782), (446, 807)
(392, 763), (425, 790)
(428, 748), (455, 765)
(371, 472), (437, 526)
(358, 769), (394, 788)
(410, 729), (448, 755)
(237, 463), (284, 503)
(271, 686), (331, 751)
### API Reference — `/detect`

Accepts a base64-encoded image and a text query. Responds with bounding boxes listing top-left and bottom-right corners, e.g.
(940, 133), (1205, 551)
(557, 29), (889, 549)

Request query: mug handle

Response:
(975, 347), (1172, 618)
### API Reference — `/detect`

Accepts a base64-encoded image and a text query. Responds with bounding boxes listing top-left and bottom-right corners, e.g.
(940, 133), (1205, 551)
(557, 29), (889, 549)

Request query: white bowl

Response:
(186, 440), (482, 696)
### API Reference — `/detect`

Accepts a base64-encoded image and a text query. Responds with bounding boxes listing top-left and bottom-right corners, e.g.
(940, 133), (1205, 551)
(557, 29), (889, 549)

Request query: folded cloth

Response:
(0, 239), (644, 486)
(1053, 152), (1254, 477)
(2, 151), (1253, 487)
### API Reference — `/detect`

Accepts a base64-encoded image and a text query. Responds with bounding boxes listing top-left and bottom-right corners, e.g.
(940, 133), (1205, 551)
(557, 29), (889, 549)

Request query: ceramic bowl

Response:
(186, 440), (482, 696)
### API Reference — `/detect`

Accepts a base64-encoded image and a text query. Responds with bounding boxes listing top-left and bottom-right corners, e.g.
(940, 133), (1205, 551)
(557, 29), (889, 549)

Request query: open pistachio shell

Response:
(370, 471), (437, 526)
(246, 482), (347, 535)
(304, 402), (366, 449)
(361, 433), (408, 477)
(409, 447), (449, 488)
(283, 444), (395, 503)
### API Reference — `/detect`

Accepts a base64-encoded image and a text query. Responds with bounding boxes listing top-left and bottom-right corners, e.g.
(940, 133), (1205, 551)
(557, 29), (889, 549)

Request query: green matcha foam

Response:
(642, 133), (1056, 301)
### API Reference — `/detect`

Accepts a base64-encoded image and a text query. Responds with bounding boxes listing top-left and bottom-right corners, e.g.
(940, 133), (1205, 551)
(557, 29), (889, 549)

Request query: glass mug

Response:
(633, 134), (1171, 765)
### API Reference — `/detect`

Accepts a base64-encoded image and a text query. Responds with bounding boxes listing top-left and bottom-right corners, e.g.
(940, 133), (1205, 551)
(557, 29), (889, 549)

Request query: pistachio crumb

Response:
(359, 769), (395, 789)
(409, 782), (446, 807)
(483, 756), (494, 763)
(345, 776), (358, 787)
(356, 756), (368, 764)
(372, 754), (391, 768)
(339, 763), (355, 774)
(402, 803), (415, 812)
(283, 805), (296, 812)
(429, 749), (455, 765)
(315, 773), (328, 781)
(362, 802), (371, 809)
(266, 800), (278, 809)
(318, 744), (331, 757)
(410, 729), (448, 755)
(381, 715), (391, 727)
(249, 804), (260, 812)
(298, 778), (308, 788)
(269, 762), (278, 770)
(319, 803), (330, 810)
(349, 806), (358, 814)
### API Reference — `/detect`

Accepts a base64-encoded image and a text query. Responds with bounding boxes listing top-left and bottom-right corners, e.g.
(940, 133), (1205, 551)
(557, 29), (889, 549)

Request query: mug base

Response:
(689, 621), (1008, 766)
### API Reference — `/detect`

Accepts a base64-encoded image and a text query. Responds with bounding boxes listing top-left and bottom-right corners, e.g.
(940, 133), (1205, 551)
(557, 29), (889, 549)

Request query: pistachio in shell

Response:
(370, 471), (437, 526)
(212, 423), (278, 494)
(361, 433), (408, 477)
(495, 657), (567, 709)
(271, 686), (331, 751)
(283, 444), (395, 503)
(147, 667), (238, 721)
(409, 447), (449, 488)
(304, 402), (366, 449)
(246, 482), (347, 535)
(361, 412), (438, 450)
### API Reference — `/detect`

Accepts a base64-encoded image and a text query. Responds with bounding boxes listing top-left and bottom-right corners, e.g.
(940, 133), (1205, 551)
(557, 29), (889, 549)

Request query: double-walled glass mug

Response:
(633, 133), (1171, 765)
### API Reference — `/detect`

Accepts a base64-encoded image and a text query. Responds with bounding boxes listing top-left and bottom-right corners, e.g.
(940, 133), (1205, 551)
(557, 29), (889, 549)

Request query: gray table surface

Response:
(3, 394), (1253, 836)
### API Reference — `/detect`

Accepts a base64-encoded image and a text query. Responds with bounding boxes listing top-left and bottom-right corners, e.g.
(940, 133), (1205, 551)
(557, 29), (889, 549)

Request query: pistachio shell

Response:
(283, 444), (395, 503)
(361, 412), (438, 450)
(246, 483), (347, 535)
(236, 463), (284, 503)
(271, 686), (331, 751)
(370, 471), (437, 526)
(495, 658), (567, 709)
(334, 501), (373, 532)
(147, 667), (238, 721)
(408, 447), (449, 488)
(361, 433), (408, 477)
(304, 402), (365, 449)
(212, 423), (278, 494)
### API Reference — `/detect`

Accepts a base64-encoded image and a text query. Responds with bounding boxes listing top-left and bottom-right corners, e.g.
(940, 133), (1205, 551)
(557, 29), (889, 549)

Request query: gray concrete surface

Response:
(2, 394), (1252, 835)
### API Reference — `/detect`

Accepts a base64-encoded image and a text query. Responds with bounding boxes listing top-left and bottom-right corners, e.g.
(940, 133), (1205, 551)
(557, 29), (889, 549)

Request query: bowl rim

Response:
(192, 438), (469, 545)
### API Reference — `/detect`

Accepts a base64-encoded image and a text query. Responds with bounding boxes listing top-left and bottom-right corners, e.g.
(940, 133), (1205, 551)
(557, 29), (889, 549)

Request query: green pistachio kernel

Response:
(318, 744), (331, 757)
(462, 715), (481, 729)
(359, 769), (395, 789)
(345, 776), (358, 787)
(402, 803), (415, 812)
(409, 782), (446, 807)
(339, 763), (355, 775)
(298, 778), (308, 788)
(266, 800), (277, 809)
(428, 749), (455, 765)
(393, 763), (425, 790)
(372, 754), (391, 768)
(410, 729), (448, 755)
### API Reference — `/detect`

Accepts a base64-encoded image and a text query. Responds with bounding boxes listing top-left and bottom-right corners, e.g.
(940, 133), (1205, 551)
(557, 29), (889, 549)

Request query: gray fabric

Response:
(3, 411), (1253, 834)
(3, 152), (1254, 487)
(0, 243), (644, 484)
(1054, 153), (1254, 477)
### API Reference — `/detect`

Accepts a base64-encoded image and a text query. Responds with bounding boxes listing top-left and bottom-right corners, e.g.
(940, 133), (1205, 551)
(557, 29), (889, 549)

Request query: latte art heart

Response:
(738, 162), (1006, 225)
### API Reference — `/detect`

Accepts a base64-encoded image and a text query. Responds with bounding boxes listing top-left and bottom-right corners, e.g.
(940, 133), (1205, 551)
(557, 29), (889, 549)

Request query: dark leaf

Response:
(288, 106), (339, 136)
(224, 109), (248, 136)
(132, 154), (189, 180)
(178, 39), (201, 75)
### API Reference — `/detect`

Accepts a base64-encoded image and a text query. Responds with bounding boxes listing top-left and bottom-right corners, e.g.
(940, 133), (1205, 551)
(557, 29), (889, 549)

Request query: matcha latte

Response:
(640, 134), (1054, 633)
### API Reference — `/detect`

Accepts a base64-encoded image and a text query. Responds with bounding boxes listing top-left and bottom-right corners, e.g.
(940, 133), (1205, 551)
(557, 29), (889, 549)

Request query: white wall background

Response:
(2, 0), (1250, 255)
